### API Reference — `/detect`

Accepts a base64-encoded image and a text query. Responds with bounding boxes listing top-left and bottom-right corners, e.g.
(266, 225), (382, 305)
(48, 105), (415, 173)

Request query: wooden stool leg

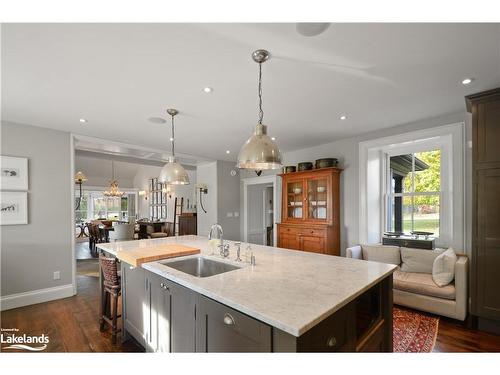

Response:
(100, 290), (108, 331)
(112, 292), (118, 344)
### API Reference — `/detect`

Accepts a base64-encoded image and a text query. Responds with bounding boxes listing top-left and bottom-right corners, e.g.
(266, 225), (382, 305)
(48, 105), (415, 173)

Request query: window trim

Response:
(358, 122), (464, 249)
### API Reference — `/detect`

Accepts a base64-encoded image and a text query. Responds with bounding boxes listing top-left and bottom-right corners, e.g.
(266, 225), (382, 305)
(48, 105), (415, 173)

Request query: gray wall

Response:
(196, 162), (218, 236)
(216, 161), (240, 241)
(1, 121), (73, 296)
(196, 161), (241, 240)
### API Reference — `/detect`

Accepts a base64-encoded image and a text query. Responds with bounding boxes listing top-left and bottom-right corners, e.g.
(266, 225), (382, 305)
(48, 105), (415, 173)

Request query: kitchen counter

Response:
(97, 235), (396, 337)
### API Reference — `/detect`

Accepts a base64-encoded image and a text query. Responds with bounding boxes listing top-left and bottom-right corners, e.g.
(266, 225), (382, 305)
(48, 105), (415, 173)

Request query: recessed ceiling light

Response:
(169, 137), (174, 142)
(462, 78), (474, 85)
(203, 87), (213, 93)
(148, 117), (167, 124)
(271, 137), (276, 141)
(226, 150), (230, 154)
(340, 115), (347, 120)
(79, 118), (87, 123)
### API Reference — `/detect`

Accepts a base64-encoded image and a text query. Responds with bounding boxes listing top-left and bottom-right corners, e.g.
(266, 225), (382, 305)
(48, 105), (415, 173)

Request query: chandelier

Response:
(103, 161), (124, 197)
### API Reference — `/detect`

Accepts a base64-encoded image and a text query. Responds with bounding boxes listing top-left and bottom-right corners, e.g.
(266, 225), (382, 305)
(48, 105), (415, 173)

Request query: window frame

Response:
(385, 147), (443, 237)
(381, 137), (452, 247)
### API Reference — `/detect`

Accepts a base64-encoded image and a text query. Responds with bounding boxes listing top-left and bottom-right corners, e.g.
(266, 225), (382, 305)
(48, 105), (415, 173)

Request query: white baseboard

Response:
(0, 284), (75, 311)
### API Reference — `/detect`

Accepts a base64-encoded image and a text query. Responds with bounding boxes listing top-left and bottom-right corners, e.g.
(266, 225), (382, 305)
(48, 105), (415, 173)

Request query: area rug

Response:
(77, 259), (100, 278)
(393, 306), (439, 352)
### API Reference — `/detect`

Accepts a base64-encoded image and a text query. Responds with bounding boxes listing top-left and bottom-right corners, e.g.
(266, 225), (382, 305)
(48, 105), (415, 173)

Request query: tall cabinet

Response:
(466, 88), (500, 331)
(277, 167), (341, 256)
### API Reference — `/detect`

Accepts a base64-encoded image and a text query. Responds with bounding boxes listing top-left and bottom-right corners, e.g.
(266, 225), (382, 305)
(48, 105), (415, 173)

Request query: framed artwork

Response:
(0, 191), (28, 225)
(0, 156), (29, 190)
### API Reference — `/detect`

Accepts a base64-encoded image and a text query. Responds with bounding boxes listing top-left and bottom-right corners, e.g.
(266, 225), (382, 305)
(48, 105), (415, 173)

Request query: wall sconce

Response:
(139, 190), (148, 200)
(162, 185), (173, 199)
(196, 183), (208, 213)
(74, 171), (88, 210)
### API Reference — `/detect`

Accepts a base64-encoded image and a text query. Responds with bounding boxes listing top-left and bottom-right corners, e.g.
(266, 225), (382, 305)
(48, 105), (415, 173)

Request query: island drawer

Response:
(196, 295), (272, 352)
(295, 302), (356, 352)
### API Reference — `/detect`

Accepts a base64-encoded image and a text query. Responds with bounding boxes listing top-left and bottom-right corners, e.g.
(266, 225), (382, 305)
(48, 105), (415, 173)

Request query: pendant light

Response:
(103, 161), (124, 197)
(237, 49), (282, 170)
(159, 109), (190, 185)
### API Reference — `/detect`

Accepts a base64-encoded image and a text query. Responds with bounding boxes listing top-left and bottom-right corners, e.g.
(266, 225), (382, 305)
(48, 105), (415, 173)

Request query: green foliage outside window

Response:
(403, 150), (441, 207)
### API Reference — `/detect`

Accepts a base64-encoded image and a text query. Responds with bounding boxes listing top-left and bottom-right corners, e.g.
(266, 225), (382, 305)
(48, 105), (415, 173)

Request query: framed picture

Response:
(0, 156), (29, 190)
(0, 191), (28, 225)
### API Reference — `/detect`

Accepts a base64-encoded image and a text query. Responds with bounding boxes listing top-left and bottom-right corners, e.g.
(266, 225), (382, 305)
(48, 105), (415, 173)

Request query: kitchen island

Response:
(97, 235), (396, 352)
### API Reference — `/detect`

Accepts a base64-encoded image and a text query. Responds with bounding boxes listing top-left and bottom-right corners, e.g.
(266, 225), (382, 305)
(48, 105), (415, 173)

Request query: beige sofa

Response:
(346, 244), (468, 321)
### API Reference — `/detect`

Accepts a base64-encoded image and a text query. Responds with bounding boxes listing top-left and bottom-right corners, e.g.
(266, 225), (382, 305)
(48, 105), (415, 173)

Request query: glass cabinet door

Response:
(286, 180), (304, 220)
(306, 177), (328, 220)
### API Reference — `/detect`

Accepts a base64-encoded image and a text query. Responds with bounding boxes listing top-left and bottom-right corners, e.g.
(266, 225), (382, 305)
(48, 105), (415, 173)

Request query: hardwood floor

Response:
(75, 239), (94, 260)
(1, 273), (143, 352)
(434, 317), (500, 352)
(1, 270), (499, 352)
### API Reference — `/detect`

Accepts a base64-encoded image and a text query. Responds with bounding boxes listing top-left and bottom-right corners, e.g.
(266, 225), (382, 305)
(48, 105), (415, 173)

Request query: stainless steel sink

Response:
(160, 257), (241, 278)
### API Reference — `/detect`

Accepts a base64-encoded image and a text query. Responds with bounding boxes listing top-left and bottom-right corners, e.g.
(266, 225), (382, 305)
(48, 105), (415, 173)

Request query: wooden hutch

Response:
(277, 167), (341, 255)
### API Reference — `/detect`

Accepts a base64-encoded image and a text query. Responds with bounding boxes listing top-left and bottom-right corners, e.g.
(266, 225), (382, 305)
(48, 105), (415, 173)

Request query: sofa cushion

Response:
(432, 248), (457, 287)
(400, 247), (445, 273)
(393, 269), (456, 300)
(361, 244), (400, 265)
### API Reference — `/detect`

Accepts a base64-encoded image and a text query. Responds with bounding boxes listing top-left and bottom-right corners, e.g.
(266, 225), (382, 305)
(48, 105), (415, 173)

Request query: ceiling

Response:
(2, 23), (500, 161)
(75, 152), (147, 182)
(75, 150), (197, 187)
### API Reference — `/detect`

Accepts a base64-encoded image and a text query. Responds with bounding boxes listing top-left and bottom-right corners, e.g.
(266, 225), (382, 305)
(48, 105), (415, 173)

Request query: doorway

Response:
(242, 175), (280, 247)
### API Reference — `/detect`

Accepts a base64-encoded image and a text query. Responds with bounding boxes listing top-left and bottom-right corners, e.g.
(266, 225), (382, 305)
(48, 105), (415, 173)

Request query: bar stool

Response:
(99, 254), (122, 344)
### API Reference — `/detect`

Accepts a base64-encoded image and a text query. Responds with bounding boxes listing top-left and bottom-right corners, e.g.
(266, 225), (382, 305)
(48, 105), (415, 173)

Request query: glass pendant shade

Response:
(159, 156), (190, 185)
(237, 123), (282, 169)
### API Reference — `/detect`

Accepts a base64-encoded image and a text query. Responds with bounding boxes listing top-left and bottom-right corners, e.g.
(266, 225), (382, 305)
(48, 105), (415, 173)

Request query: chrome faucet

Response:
(208, 223), (229, 258)
(234, 242), (242, 262)
(219, 243), (230, 258)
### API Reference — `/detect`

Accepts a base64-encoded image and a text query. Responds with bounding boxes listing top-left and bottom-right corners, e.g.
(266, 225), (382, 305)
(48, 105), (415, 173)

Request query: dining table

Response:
(98, 223), (117, 242)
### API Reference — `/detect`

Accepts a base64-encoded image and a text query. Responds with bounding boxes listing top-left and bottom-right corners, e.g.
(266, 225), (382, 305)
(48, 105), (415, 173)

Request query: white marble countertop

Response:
(97, 235), (396, 337)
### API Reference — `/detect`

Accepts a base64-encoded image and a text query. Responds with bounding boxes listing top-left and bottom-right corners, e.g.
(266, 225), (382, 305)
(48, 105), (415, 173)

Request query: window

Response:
(75, 193), (88, 223)
(76, 191), (136, 222)
(92, 195), (131, 221)
(387, 149), (441, 237)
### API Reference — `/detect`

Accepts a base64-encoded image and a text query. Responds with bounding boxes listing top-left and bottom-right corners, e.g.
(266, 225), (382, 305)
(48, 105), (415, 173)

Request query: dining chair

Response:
(109, 222), (135, 242)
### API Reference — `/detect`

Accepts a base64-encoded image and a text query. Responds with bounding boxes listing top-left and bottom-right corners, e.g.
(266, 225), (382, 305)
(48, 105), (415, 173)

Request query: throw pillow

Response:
(400, 247), (445, 273)
(361, 244), (401, 265)
(432, 248), (457, 287)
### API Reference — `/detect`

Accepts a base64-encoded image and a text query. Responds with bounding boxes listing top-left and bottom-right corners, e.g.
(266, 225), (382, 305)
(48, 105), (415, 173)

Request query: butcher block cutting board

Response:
(117, 244), (200, 267)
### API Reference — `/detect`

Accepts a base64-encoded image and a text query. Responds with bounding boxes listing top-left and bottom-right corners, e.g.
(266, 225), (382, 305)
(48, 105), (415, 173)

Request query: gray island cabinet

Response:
(122, 261), (393, 353)
(98, 236), (396, 353)
(120, 263), (150, 348)
(121, 262), (197, 352)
